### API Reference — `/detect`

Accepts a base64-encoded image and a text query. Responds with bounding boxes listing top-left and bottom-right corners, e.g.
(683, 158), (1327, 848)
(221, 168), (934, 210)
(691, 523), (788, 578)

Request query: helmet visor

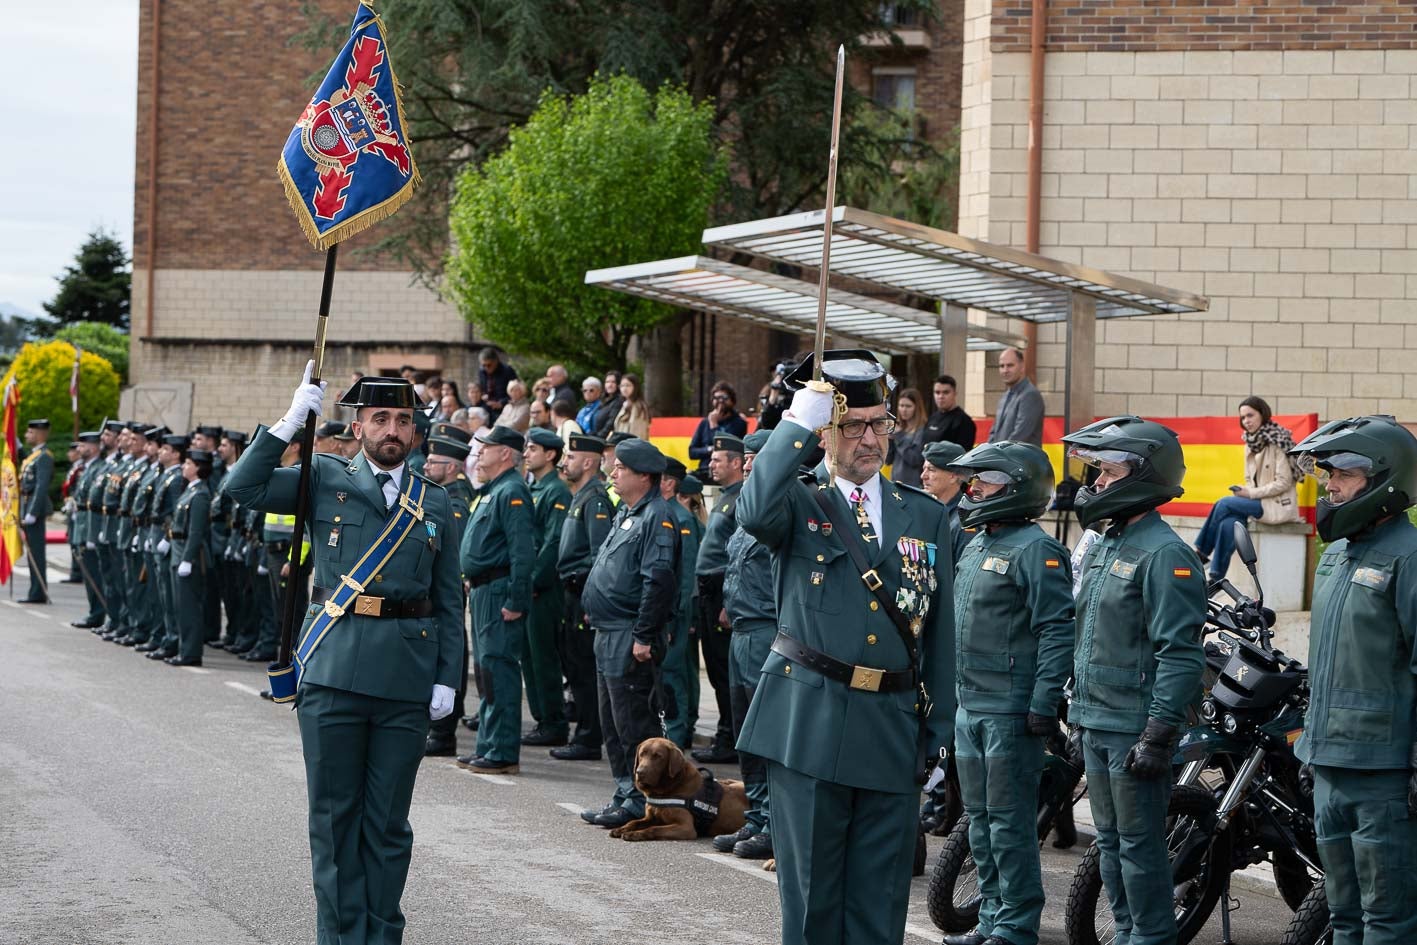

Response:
(1314, 451), (1373, 487)
(965, 469), (1015, 487)
(1067, 447), (1144, 471)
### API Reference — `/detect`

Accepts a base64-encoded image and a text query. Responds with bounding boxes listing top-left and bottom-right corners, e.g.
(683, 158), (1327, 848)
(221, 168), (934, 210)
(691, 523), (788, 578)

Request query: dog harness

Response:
(645, 768), (724, 836)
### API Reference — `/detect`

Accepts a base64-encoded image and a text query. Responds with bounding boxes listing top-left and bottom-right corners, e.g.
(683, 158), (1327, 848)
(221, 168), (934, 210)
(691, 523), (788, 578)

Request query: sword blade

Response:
(812, 44), (848, 382)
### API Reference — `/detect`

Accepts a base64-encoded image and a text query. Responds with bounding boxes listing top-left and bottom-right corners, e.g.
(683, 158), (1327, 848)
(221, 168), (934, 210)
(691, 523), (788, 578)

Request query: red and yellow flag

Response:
(0, 379), (22, 584)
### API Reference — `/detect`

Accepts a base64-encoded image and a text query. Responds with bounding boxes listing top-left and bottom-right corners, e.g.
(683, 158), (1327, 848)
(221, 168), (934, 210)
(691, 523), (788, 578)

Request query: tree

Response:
(41, 229), (131, 331)
(446, 74), (725, 378)
(0, 341), (121, 441)
(298, 0), (940, 278)
(54, 322), (130, 385)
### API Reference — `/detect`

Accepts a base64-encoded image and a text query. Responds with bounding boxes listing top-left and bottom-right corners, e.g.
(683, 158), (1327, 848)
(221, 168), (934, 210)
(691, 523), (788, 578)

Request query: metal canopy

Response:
(702, 206), (1209, 322)
(584, 255), (1021, 355)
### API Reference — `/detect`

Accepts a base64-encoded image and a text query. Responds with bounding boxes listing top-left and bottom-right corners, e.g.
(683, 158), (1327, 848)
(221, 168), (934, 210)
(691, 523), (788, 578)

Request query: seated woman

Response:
(1194, 395), (1305, 582)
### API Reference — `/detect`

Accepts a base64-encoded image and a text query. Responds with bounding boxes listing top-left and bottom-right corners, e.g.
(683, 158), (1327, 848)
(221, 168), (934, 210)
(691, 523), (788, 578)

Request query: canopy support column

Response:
(939, 303), (968, 397)
(1064, 291), (1096, 435)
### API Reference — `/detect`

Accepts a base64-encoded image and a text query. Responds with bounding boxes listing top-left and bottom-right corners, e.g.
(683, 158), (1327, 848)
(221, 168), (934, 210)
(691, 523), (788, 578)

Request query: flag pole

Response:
(276, 245), (337, 668)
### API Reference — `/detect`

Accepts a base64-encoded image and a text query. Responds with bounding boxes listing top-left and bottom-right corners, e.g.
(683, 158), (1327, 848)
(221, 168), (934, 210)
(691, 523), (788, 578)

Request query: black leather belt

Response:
(560, 572), (589, 593)
(312, 586), (433, 619)
(770, 632), (914, 693)
(468, 566), (511, 588)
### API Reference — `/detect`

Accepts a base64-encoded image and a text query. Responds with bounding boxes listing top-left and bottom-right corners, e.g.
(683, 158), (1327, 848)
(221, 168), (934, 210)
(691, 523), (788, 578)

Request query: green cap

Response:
(712, 433), (744, 454)
(663, 457), (687, 480)
(527, 428), (564, 452)
(923, 441), (967, 469)
(428, 436), (471, 461)
(679, 474), (704, 495)
(567, 433), (606, 454)
(479, 426), (525, 452)
(616, 438), (667, 474)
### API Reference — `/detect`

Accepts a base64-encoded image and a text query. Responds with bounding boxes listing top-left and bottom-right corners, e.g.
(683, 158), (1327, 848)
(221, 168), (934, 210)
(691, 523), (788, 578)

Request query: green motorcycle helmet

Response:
(1289, 414), (1417, 542)
(948, 441), (1055, 528)
(1061, 416), (1186, 527)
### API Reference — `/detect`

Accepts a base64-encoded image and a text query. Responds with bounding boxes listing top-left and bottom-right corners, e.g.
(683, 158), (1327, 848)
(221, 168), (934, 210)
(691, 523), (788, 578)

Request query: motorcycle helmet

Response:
(1289, 415), (1417, 541)
(948, 441), (1054, 528)
(1061, 416), (1185, 527)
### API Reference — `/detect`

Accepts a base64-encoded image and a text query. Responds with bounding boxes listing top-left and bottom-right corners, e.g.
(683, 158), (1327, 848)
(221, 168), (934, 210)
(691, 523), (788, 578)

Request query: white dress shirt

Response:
(373, 462), (405, 507)
(834, 474), (883, 546)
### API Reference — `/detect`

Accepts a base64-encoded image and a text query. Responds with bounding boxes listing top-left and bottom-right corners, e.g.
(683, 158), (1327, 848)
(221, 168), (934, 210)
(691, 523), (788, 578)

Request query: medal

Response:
(327, 526), (341, 548)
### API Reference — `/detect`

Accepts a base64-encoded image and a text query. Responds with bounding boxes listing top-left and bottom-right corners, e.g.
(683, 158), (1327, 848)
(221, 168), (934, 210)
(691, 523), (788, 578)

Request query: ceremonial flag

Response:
(277, 1), (420, 250)
(69, 345), (81, 415)
(0, 379), (22, 585)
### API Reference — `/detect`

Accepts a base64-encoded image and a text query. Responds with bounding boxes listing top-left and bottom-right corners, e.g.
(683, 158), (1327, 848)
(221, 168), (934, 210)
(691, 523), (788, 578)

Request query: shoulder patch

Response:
(509, 498), (524, 506)
(553, 503), (566, 510)
(1172, 567), (1192, 579)
(662, 520), (674, 528)
(1044, 558), (1061, 568)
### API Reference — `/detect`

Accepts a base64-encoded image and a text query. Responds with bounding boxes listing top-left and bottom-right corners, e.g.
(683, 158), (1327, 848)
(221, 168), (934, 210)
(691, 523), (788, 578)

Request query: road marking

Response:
(458, 768), (516, 785)
(182, 666), (212, 675)
(224, 681), (263, 696)
(1, 599), (21, 609)
(556, 802), (584, 815)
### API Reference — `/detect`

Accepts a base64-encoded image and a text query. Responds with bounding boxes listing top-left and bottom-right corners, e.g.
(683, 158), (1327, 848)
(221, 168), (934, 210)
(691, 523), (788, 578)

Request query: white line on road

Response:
(1, 599), (21, 609)
(224, 681), (263, 696)
(182, 666), (212, 675)
(460, 770), (516, 786)
(556, 802), (584, 815)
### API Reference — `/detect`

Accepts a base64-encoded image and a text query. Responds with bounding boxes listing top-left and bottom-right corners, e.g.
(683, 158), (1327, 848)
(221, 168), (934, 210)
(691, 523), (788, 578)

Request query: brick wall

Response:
(992, 0), (1417, 54)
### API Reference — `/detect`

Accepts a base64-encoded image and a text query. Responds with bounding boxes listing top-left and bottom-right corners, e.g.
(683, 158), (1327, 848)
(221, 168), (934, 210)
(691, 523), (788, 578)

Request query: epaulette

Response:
(892, 480), (935, 501)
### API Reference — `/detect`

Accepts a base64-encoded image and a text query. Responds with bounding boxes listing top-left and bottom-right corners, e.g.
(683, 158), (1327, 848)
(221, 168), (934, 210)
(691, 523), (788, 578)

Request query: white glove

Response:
(177, 561), (193, 578)
(97, 532), (109, 546)
(21, 514), (35, 526)
(256, 564), (269, 576)
(429, 684), (455, 721)
(785, 385), (835, 432)
(144, 539), (152, 552)
(85, 540), (96, 550)
(156, 538), (170, 555)
(270, 359), (329, 442)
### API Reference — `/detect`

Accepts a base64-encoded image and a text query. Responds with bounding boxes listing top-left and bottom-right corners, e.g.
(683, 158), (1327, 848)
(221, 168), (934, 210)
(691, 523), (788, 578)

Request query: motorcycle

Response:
(1065, 522), (1325, 945)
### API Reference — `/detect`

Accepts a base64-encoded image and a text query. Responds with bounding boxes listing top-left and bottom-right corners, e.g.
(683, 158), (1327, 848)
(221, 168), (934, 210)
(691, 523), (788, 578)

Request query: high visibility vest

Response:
(263, 512), (310, 564)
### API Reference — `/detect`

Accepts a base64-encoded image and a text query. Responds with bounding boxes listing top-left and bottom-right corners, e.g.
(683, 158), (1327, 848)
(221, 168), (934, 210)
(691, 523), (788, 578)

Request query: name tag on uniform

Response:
(1351, 567), (1392, 591)
(1109, 559), (1137, 580)
(981, 556), (1010, 575)
(620, 519), (634, 531)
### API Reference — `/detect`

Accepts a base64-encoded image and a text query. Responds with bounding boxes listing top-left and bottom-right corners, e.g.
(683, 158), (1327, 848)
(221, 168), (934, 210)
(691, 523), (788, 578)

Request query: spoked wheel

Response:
(1063, 784), (1230, 945)
(926, 815), (981, 933)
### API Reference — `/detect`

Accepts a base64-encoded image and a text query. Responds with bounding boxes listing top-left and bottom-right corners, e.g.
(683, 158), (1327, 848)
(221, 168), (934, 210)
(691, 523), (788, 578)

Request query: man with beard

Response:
(68, 431), (108, 625)
(225, 369), (463, 945)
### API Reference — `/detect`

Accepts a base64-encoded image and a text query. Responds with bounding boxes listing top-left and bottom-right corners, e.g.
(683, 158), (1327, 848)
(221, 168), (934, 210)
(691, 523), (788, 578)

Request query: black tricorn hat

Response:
(337, 377), (417, 410)
(194, 424), (224, 439)
(223, 429), (249, 446)
(103, 420), (126, 434)
(27, 419), (49, 430)
(784, 349), (895, 408)
(162, 434), (189, 449)
(77, 431), (102, 444)
(187, 448), (215, 464)
(144, 425), (170, 442)
(315, 421), (347, 438)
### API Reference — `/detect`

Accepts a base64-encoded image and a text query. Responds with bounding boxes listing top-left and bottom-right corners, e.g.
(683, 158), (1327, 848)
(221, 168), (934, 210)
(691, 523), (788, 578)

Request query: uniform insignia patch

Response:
(810, 571), (824, 585)
(1172, 567), (1192, 578)
(1351, 567), (1392, 590)
(327, 527), (340, 548)
(595, 513), (608, 519)
(681, 528), (691, 535)
(336, 492), (347, 503)
(982, 556), (1010, 575)
(426, 521), (437, 539)
(554, 503), (566, 511)
(661, 520), (673, 529)
(1044, 558), (1061, 568)
(1110, 560), (1138, 580)
(821, 522), (833, 536)
(510, 498), (524, 506)
(807, 518), (819, 532)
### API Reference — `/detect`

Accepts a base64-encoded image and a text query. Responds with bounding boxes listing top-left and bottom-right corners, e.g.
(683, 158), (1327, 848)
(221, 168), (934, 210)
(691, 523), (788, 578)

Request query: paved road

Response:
(1, 565), (1300, 944)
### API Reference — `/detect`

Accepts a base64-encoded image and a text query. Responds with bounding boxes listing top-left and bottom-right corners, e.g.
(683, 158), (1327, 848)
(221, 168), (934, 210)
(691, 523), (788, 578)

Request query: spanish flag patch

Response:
(1044, 559), (1060, 568)
(1173, 567), (1192, 578)
(510, 499), (524, 506)
(553, 503), (566, 510)
(662, 520), (674, 529)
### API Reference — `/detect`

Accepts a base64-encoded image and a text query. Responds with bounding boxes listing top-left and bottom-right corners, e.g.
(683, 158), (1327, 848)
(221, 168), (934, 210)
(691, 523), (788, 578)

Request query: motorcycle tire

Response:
(926, 815), (981, 933)
(1280, 882), (1332, 945)
(1063, 784), (1230, 945)
(1271, 847), (1322, 912)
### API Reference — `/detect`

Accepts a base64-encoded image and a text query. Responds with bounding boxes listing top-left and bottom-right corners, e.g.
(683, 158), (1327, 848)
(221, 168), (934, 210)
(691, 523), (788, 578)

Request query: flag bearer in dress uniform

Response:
(658, 457), (700, 750)
(138, 434), (188, 660)
(68, 431), (108, 627)
(736, 349), (956, 945)
(225, 370), (463, 945)
(421, 427), (474, 757)
(550, 433), (615, 762)
(522, 427), (573, 747)
(167, 447), (213, 667)
(457, 425), (535, 774)
(941, 442), (1075, 945)
(18, 418), (54, 604)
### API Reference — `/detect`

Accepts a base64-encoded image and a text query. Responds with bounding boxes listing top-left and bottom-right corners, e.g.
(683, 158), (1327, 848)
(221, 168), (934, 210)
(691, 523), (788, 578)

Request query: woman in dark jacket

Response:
(889, 387), (928, 487)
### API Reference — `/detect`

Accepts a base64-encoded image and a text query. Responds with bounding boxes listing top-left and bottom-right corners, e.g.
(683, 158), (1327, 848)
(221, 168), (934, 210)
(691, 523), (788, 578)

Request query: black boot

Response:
(733, 832), (773, 860)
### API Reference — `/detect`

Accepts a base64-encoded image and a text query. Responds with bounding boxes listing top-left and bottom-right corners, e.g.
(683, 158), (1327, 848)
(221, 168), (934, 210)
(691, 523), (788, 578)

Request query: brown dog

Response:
(608, 737), (748, 842)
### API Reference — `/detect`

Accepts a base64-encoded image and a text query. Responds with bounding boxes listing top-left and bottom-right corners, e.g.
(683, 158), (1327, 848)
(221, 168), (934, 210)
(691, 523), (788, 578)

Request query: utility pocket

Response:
(1324, 688), (1392, 744)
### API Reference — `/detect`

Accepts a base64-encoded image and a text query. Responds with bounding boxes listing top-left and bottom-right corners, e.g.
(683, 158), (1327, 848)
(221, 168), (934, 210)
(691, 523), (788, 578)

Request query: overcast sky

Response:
(1, 2), (138, 318)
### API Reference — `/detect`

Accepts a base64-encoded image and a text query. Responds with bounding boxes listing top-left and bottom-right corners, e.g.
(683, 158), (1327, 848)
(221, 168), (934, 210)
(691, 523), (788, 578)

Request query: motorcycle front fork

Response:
(1176, 747), (1269, 945)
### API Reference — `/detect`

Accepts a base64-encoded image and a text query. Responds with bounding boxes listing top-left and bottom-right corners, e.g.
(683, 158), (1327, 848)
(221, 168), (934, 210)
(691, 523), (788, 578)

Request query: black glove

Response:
(1298, 762), (1314, 800)
(1123, 718), (1179, 781)
(1408, 744), (1417, 815)
(1026, 712), (1058, 737)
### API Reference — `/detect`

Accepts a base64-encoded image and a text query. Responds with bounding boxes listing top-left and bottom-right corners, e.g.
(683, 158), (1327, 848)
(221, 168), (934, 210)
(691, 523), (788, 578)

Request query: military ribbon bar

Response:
(277, 1), (420, 250)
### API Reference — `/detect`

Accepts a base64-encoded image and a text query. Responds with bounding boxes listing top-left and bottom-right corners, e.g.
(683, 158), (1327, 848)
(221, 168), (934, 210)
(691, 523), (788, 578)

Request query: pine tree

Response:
(41, 230), (131, 331)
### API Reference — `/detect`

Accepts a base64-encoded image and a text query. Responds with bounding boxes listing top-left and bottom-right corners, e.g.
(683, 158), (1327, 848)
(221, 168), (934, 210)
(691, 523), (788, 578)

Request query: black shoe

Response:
(259, 689), (273, 701)
(549, 744), (602, 761)
(522, 726), (569, 747)
(61, 575), (83, 583)
(455, 752), (481, 767)
(205, 640), (227, 650)
(942, 931), (988, 945)
(146, 648), (176, 660)
(165, 657), (202, 667)
(713, 824), (757, 853)
(18, 596), (49, 604)
(691, 744), (738, 764)
(466, 757), (519, 774)
(733, 832), (774, 860)
(134, 642), (160, 653)
(244, 650), (276, 662)
(70, 617), (103, 629)
(227, 647), (252, 658)
(460, 715), (479, 732)
(592, 807), (635, 828)
(581, 804), (618, 824)
(424, 735), (457, 757)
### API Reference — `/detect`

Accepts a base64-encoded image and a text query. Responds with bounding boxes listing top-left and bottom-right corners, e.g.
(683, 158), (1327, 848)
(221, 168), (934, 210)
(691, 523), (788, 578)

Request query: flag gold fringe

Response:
(278, 159), (422, 252)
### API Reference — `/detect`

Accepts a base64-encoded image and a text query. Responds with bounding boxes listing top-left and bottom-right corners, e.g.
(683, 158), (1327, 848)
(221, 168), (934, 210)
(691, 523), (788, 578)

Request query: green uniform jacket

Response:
(556, 479), (615, 579)
(954, 522), (1075, 717)
(530, 473), (572, 590)
(99, 454), (133, 542)
(443, 474), (474, 548)
(670, 502), (700, 617)
(459, 466), (534, 613)
(117, 460), (151, 548)
(171, 479), (211, 568)
(225, 430), (464, 701)
(148, 465), (185, 552)
(723, 524), (776, 628)
(736, 420), (957, 794)
(582, 490), (680, 650)
(20, 445), (53, 520)
(130, 462), (163, 547)
(209, 478), (236, 562)
(1299, 515), (1417, 769)
(74, 453), (110, 544)
(1070, 510), (1206, 733)
(696, 480), (741, 576)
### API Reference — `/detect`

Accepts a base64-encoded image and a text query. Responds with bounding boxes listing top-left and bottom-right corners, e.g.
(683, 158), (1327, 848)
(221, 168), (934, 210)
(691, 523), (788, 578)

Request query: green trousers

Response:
(173, 563), (207, 662)
(125, 548), (153, 642)
(662, 610), (694, 747)
(522, 585), (566, 733)
(23, 518), (46, 601)
(77, 544), (106, 622)
(98, 539), (127, 628)
(297, 683), (428, 945)
(153, 552), (177, 651)
(730, 623), (774, 834)
(1314, 766), (1417, 945)
(1081, 727), (1175, 945)
(767, 760), (918, 945)
(471, 579), (523, 764)
(955, 708), (1045, 945)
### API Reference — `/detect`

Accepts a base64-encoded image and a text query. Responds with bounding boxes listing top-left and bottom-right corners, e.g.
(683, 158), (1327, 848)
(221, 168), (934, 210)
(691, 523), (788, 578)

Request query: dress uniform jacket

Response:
(225, 430), (464, 701)
(460, 466), (534, 612)
(736, 420), (956, 795)
(20, 444), (53, 520)
(171, 480), (211, 572)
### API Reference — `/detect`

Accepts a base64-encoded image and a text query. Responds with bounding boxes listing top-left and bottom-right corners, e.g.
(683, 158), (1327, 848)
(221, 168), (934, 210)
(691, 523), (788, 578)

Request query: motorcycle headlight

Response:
(1222, 713), (1239, 734)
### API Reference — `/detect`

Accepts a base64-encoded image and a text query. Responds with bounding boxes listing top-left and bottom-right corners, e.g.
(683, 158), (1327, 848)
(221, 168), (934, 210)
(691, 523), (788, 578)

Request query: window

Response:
(880, 3), (923, 27)
(871, 69), (917, 112)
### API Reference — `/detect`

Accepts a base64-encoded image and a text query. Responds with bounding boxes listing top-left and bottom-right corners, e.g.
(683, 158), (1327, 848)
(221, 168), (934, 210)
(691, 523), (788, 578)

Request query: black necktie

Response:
(375, 472), (393, 509)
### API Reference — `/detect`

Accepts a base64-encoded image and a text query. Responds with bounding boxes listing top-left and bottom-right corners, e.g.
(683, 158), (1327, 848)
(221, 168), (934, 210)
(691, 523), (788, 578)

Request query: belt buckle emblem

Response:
(850, 666), (884, 692)
(354, 595), (385, 617)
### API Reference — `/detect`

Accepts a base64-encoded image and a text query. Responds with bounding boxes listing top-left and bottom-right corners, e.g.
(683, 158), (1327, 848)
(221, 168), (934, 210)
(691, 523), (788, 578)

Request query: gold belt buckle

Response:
(850, 665), (884, 692)
(354, 595), (385, 617)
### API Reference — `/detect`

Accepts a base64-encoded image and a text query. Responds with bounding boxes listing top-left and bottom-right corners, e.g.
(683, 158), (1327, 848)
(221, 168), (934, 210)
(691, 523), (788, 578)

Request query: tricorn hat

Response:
(428, 436), (471, 461)
(27, 419), (49, 430)
(784, 349), (895, 408)
(337, 377), (417, 410)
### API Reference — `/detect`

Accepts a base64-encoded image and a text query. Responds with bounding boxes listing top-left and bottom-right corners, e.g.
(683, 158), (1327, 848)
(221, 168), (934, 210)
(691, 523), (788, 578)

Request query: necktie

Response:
(850, 487), (876, 544)
(375, 472), (393, 509)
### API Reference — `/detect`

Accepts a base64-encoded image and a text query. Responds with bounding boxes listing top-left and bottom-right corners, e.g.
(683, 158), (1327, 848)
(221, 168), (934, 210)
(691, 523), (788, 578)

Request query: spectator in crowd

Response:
(988, 348), (1044, 446)
(529, 398), (553, 432)
(423, 376), (444, 408)
(496, 380), (532, 433)
(434, 394), (461, 423)
(923, 374), (976, 450)
(594, 371), (623, 437)
(449, 408), (471, 433)
(1193, 395), (1306, 582)
(440, 380), (463, 405)
(399, 364), (417, 382)
(577, 377), (603, 432)
(467, 406), (490, 435)
(478, 347), (518, 420)
(552, 399), (582, 442)
(546, 364), (575, 407)
(465, 380), (484, 413)
(889, 387), (929, 487)
(612, 373), (651, 439)
(755, 359), (794, 431)
(688, 381), (748, 465)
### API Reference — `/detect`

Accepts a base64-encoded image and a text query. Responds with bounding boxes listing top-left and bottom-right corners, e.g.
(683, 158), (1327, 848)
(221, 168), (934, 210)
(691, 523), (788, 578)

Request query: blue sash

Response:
(268, 473), (427, 704)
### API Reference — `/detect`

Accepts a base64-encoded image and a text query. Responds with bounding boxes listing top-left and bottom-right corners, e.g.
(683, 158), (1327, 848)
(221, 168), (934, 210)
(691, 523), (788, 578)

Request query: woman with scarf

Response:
(1194, 395), (1307, 582)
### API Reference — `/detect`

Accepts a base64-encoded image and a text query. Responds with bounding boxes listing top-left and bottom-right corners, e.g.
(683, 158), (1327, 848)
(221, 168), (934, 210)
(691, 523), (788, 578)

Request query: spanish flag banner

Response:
(277, 1), (420, 250)
(0, 379), (22, 585)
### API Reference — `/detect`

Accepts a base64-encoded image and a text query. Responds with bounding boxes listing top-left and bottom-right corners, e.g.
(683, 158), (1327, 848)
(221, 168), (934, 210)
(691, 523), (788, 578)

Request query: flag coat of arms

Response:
(0, 380), (21, 585)
(278, 1), (420, 249)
